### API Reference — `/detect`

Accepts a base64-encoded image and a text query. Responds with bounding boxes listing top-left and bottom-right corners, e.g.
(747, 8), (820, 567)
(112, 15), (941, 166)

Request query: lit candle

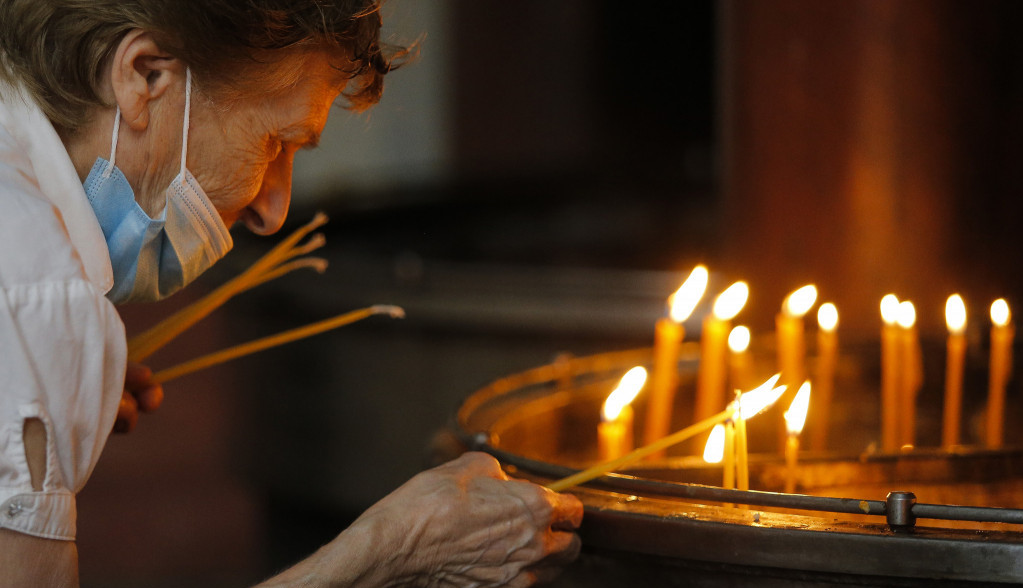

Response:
(598, 367), (648, 460)
(897, 300), (921, 449)
(695, 281), (749, 422)
(644, 265), (709, 450)
(723, 420), (736, 490)
(986, 299), (1014, 449)
(776, 285), (817, 451)
(548, 374), (785, 492)
(734, 397), (749, 492)
(728, 325), (753, 395)
(880, 294), (901, 451)
(703, 423), (726, 463)
(777, 285), (818, 389)
(942, 294), (967, 449)
(811, 303), (838, 452)
(733, 374), (787, 493)
(702, 423), (729, 488)
(784, 381), (812, 494)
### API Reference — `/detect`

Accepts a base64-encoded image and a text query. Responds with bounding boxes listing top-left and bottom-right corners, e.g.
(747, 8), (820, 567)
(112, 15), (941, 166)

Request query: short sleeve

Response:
(0, 160), (126, 540)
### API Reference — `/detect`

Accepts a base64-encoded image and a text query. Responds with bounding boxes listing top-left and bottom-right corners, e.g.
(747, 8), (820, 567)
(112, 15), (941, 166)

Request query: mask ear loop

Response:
(103, 107), (121, 178)
(180, 68), (191, 185)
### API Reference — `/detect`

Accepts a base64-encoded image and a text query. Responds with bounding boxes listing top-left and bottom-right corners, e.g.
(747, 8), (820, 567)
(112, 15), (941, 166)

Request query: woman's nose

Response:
(242, 155), (293, 235)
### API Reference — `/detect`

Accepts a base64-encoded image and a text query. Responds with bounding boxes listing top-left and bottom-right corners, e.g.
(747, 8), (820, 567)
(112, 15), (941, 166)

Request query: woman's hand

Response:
(113, 362), (164, 433)
(356, 451), (583, 587)
(255, 452), (583, 588)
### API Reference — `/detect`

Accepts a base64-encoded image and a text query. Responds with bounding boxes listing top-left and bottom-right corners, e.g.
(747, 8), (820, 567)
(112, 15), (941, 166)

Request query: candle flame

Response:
(897, 301), (916, 329)
(992, 298), (1011, 327)
(946, 294), (966, 334)
(601, 366), (648, 422)
(702, 424), (726, 463)
(880, 294), (900, 325)
(669, 265), (709, 322)
(713, 281), (749, 321)
(735, 373), (786, 420)
(817, 303), (838, 332)
(728, 325), (751, 353)
(784, 381), (812, 435)
(784, 285), (818, 318)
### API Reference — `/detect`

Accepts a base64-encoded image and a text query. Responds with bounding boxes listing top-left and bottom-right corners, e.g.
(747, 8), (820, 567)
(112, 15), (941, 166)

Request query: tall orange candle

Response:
(777, 285), (818, 389)
(728, 325), (753, 394)
(986, 299), (1014, 449)
(897, 301), (921, 449)
(811, 303), (838, 452)
(733, 374), (786, 493)
(776, 285), (817, 450)
(880, 294), (901, 451)
(784, 381), (811, 494)
(598, 367), (648, 460)
(734, 403), (749, 492)
(644, 266), (708, 450)
(695, 281), (749, 422)
(723, 420), (736, 490)
(942, 294), (967, 449)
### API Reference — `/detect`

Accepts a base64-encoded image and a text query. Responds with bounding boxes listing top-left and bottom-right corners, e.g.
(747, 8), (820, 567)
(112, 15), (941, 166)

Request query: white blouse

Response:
(0, 82), (125, 541)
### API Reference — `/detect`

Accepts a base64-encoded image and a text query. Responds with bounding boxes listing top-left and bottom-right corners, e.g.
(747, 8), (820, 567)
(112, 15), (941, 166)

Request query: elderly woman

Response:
(0, 1), (582, 586)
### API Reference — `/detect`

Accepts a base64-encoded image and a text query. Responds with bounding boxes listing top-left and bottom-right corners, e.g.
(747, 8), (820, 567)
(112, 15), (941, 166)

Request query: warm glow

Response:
(896, 301), (917, 329)
(703, 424), (726, 463)
(946, 294), (967, 334)
(736, 374), (786, 420)
(817, 303), (838, 332)
(992, 298), (1011, 327)
(784, 381), (812, 435)
(728, 325), (751, 353)
(601, 366), (648, 421)
(783, 285), (818, 318)
(713, 281), (749, 321)
(669, 265), (709, 323)
(880, 294), (900, 325)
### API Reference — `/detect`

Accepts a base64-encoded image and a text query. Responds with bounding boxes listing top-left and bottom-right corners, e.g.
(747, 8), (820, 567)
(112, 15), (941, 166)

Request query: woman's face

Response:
(184, 52), (345, 235)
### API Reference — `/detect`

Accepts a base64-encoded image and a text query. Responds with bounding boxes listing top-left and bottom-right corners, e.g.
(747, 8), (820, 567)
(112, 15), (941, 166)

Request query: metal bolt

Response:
(886, 491), (917, 529)
(473, 432), (493, 448)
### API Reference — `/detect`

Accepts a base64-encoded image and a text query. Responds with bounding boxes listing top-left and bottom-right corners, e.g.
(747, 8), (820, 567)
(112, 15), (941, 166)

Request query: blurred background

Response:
(77, 1), (1023, 586)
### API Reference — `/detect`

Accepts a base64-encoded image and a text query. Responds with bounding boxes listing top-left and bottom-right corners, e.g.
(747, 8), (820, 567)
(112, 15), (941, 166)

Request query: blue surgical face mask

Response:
(84, 68), (233, 304)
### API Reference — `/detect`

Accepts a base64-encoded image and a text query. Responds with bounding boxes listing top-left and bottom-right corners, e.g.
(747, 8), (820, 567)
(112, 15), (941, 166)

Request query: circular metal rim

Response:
(453, 347), (1023, 583)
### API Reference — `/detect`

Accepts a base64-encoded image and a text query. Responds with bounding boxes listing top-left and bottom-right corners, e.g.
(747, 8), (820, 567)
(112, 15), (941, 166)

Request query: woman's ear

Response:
(109, 29), (180, 131)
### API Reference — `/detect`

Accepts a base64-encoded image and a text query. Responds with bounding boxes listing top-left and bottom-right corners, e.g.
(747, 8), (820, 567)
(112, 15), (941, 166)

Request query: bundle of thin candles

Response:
(548, 375), (786, 492)
(128, 213), (404, 381)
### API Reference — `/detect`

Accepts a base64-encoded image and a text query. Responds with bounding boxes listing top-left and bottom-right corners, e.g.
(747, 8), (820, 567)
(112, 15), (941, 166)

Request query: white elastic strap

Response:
(104, 107), (121, 178)
(180, 68), (191, 183)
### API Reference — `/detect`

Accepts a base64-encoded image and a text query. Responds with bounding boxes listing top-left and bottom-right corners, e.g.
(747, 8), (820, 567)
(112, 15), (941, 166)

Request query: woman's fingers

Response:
(548, 490), (584, 531)
(544, 529), (582, 561)
(114, 362), (164, 433)
(444, 451), (510, 480)
(124, 361), (163, 412)
(134, 383), (164, 413)
(124, 362), (153, 388)
(113, 392), (139, 433)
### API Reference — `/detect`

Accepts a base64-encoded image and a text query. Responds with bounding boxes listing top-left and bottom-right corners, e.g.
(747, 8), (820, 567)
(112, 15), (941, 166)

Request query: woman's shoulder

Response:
(0, 92), (110, 292)
(0, 128), (89, 289)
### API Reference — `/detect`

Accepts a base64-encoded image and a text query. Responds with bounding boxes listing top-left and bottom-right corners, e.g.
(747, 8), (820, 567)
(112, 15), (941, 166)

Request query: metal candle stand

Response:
(453, 346), (1023, 586)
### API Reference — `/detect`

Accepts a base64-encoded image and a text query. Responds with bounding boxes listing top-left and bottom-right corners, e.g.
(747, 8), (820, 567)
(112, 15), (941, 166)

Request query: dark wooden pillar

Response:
(719, 0), (1023, 339)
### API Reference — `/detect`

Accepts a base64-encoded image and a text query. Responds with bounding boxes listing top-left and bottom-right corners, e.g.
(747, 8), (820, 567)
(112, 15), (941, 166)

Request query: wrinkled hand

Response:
(113, 362), (164, 433)
(357, 452), (583, 587)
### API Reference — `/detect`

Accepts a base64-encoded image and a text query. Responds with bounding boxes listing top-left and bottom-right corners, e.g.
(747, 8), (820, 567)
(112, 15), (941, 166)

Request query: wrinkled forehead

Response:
(199, 47), (351, 104)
